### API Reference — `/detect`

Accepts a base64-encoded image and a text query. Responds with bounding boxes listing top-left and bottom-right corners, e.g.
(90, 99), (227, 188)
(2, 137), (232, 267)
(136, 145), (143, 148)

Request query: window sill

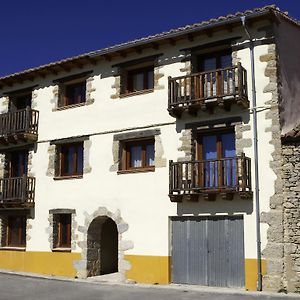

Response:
(52, 247), (71, 252)
(119, 89), (154, 98)
(54, 175), (83, 180)
(117, 167), (155, 174)
(0, 247), (26, 251)
(55, 102), (86, 111)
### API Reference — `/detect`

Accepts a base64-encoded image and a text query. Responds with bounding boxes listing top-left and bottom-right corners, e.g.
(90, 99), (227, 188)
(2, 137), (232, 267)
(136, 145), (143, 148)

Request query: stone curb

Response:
(0, 270), (299, 298)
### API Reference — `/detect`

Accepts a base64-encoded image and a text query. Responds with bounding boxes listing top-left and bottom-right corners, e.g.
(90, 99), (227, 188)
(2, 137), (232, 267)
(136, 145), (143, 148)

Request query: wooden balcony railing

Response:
(169, 155), (252, 201)
(0, 176), (35, 208)
(168, 63), (248, 117)
(0, 108), (39, 145)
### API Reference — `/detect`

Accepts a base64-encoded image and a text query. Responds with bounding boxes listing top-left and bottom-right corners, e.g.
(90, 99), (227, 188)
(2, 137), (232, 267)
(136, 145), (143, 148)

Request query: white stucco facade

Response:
(0, 8), (293, 291)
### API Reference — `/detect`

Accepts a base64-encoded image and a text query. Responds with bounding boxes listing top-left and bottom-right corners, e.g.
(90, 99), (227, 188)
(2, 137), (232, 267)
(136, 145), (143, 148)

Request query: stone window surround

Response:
(46, 136), (92, 179)
(179, 38), (240, 76)
(110, 129), (167, 172)
(51, 71), (95, 111)
(178, 117), (252, 161)
(110, 54), (164, 99)
(48, 209), (77, 252)
(0, 212), (32, 250)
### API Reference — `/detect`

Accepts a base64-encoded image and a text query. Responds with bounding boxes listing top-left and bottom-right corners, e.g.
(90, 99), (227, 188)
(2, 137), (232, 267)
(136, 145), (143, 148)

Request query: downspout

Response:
(241, 16), (262, 291)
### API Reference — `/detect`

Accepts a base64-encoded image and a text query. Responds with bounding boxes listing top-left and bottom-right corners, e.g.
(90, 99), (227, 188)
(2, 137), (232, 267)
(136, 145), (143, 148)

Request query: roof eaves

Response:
(0, 5), (290, 85)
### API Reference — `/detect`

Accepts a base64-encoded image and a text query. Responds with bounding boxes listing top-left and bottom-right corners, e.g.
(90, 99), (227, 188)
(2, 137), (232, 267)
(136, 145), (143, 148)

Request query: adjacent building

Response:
(0, 5), (299, 293)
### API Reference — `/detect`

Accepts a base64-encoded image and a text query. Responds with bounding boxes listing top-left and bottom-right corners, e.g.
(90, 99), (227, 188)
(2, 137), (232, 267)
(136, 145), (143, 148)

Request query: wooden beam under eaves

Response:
(48, 67), (58, 75)
(37, 71), (46, 78)
(205, 29), (213, 37)
(134, 47), (143, 54)
(103, 54), (112, 61)
(187, 33), (194, 42)
(169, 38), (176, 46)
(151, 43), (159, 50)
(225, 24), (233, 32)
(120, 51), (127, 58)
(72, 61), (83, 69)
(86, 57), (98, 65)
(57, 64), (71, 72)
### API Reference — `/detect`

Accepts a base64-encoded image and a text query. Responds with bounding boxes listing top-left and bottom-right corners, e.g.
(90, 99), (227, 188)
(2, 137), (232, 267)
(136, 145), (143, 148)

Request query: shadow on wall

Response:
(177, 196), (253, 216)
(175, 108), (251, 134)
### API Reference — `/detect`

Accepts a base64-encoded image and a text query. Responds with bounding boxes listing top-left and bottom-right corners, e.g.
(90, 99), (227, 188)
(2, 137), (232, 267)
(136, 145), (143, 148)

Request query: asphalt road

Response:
(0, 273), (296, 300)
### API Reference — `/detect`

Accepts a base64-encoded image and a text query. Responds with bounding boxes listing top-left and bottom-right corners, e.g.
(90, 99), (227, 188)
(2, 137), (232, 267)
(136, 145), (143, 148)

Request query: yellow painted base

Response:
(0, 250), (81, 277)
(245, 258), (266, 291)
(125, 255), (266, 291)
(0, 251), (265, 291)
(125, 255), (170, 284)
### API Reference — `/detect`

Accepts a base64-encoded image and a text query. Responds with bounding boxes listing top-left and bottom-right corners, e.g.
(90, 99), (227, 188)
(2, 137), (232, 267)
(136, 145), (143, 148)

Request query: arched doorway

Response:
(87, 216), (118, 277)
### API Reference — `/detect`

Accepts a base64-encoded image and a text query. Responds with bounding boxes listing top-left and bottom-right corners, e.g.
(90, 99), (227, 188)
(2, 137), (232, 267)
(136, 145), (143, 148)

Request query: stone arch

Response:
(87, 216), (118, 276)
(75, 207), (133, 281)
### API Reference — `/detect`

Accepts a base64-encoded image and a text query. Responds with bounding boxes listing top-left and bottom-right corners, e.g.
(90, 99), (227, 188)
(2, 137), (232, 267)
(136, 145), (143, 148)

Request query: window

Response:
(196, 129), (236, 189)
(5, 216), (26, 247)
(197, 50), (232, 72)
(120, 139), (155, 172)
(59, 79), (86, 107)
(57, 142), (83, 177)
(9, 92), (32, 110)
(54, 214), (71, 249)
(121, 65), (154, 95)
(6, 150), (28, 177)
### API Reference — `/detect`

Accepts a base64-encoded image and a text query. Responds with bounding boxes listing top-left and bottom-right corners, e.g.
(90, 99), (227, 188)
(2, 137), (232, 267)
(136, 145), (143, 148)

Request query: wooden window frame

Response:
(54, 214), (71, 249)
(196, 128), (235, 161)
(197, 49), (232, 72)
(6, 215), (26, 248)
(56, 142), (84, 178)
(120, 64), (154, 96)
(195, 128), (236, 190)
(58, 78), (86, 108)
(9, 91), (32, 111)
(119, 138), (155, 173)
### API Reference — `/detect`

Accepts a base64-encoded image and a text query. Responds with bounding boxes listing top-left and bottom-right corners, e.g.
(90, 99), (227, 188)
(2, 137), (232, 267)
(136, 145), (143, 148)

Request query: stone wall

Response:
(282, 140), (300, 292)
(260, 44), (285, 291)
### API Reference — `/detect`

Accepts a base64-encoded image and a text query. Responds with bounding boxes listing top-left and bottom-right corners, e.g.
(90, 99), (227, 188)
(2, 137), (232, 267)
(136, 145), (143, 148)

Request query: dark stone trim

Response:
(180, 37), (240, 53)
(111, 54), (163, 68)
(281, 136), (300, 143)
(113, 129), (161, 141)
(0, 210), (30, 216)
(49, 209), (76, 214)
(185, 117), (242, 129)
(50, 135), (89, 145)
(53, 71), (93, 84)
(2, 85), (39, 96)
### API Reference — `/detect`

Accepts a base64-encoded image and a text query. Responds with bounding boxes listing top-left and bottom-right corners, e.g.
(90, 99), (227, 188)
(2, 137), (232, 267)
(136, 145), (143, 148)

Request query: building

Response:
(0, 5), (299, 293)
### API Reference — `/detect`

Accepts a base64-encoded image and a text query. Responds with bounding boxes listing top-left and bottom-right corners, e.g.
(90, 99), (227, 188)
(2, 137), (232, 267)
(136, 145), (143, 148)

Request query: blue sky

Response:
(0, 0), (299, 77)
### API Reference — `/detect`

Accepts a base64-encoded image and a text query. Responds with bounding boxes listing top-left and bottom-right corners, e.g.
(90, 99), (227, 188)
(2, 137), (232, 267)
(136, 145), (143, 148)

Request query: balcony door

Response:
(9, 92), (32, 111)
(7, 150), (28, 178)
(3, 150), (28, 201)
(197, 50), (232, 99)
(196, 130), (236, 189)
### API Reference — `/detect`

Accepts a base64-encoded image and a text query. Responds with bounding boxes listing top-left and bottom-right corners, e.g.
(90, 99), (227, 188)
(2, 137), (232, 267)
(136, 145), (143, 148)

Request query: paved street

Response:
(0, 273), (298, 300)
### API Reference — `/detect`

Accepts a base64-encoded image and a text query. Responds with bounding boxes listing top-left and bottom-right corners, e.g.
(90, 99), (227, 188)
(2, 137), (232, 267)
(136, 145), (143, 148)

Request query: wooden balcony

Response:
(0, 176), (35, 209)
(168, 63), (249, 117)
(0, 108), (39, 147)
(169, 155), (252, 202)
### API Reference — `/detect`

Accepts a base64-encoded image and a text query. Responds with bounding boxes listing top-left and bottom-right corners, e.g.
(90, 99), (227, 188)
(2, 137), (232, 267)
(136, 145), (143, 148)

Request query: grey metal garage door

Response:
(171, 215), (244, 287)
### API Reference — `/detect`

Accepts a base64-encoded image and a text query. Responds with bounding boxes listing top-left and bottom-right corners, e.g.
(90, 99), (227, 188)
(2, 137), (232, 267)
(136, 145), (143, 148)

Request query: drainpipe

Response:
(241, 16), (262, 292)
